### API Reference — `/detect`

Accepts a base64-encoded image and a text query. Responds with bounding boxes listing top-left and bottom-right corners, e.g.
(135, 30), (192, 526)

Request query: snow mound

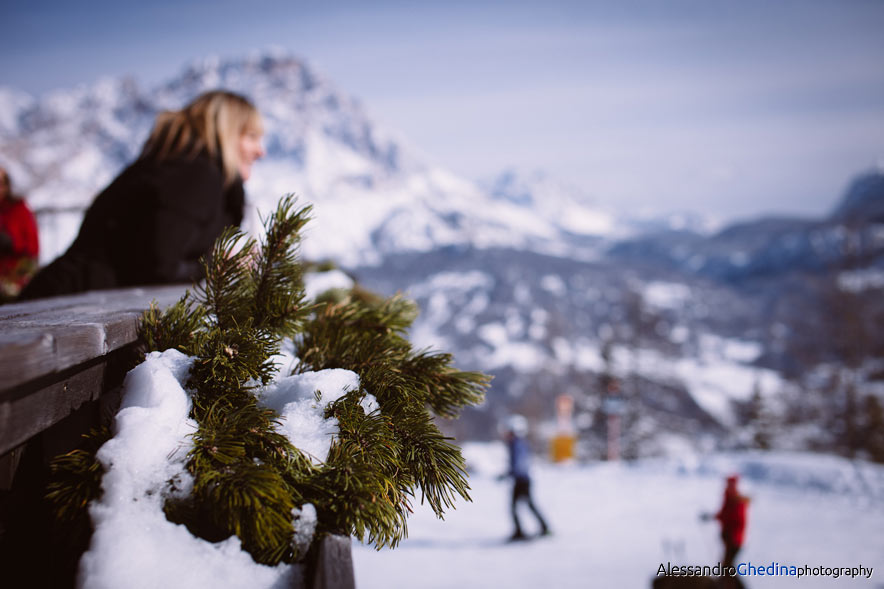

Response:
(81, 349), (300, 589)
(257, 368), (367, 464)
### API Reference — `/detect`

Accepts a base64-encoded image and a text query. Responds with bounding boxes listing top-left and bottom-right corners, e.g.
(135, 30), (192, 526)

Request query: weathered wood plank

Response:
(0, 285), (189, 322)
(311, 535), (356, 589)
(0, 285), (188, 453)
(0, 286), (188, 393)
(0, 330), (55, 391)
(0, 323), (107, 391)
(1, 362), (105, 456)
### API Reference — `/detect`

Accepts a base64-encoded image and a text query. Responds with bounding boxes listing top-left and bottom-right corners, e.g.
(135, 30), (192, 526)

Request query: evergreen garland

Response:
(47, 194), (490, 568)
(45, 426), (110, 529)
(295, 291), (490, 520)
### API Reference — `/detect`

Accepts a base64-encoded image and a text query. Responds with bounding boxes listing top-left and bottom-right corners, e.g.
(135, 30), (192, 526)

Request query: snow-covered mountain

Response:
(608, 172), (884, 283)
(357, 171), (884, 458)
(3, 52), (883, 462)
(0, 53), (624, 267)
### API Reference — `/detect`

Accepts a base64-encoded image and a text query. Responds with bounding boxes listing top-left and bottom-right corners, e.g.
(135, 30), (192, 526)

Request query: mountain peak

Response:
(483, 168), (626, 238)
(830, 171), (884, 224)
(2, 51), (618, 265)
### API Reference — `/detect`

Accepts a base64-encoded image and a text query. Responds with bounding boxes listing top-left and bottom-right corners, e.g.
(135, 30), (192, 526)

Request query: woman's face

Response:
(237, 129), (265, 181)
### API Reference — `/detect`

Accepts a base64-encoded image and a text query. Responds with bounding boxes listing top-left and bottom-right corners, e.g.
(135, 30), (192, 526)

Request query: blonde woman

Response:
(22, 90), (265, 299)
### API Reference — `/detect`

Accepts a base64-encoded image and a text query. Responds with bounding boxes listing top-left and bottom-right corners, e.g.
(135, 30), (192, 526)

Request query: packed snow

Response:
(257, 367), (376, 464)
(353, 443), (884, 589)
(81, 350), (301, 589)
(80, 347), (369, 589)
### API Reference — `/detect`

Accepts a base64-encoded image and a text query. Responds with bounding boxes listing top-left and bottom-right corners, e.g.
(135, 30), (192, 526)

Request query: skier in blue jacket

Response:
(502, 415), (550, 541)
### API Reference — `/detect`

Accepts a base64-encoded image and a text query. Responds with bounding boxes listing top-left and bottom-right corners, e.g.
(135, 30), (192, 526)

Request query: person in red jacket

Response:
(715, 474), (749, 569)
(0, 166), (39, 299)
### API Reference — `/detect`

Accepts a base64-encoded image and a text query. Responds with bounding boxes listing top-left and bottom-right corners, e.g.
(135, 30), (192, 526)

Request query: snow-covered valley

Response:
(354, 444), (884, 589)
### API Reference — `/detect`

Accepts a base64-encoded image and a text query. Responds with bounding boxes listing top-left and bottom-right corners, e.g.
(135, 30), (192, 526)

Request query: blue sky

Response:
(3, 0), (884, 221)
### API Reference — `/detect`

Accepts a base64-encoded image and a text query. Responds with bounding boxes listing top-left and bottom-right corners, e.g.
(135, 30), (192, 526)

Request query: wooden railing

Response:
(0, 287), (354, 589)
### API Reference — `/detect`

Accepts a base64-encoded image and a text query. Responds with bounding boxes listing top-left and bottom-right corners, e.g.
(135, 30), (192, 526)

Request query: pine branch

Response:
(250, 195), (312, 336)
(194, 227), (257, 331)
(140, 294), (206, 356)
(400, 350), (491, 418)
(295, 290), (488, 537)
(47, 194), (490, 570)
(46, 427), (111, 524)
(188, 321), (280, 402)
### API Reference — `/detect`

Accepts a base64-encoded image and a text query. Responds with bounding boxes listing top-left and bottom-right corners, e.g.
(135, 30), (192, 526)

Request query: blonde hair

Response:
(140, 90), (262, 185)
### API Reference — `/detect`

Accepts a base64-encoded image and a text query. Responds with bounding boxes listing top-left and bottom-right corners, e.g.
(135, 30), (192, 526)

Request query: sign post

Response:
(602, 380), (624, 461)
(550, 394), (576, 462)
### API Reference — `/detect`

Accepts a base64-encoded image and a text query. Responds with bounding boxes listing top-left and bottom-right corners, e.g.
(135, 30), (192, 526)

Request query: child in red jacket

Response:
(0, 167), (39, 299)
(715, 474), (749, 568)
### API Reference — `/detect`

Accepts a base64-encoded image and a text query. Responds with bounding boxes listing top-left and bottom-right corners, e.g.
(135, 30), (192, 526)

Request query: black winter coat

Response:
(21, 154), (244, 299)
